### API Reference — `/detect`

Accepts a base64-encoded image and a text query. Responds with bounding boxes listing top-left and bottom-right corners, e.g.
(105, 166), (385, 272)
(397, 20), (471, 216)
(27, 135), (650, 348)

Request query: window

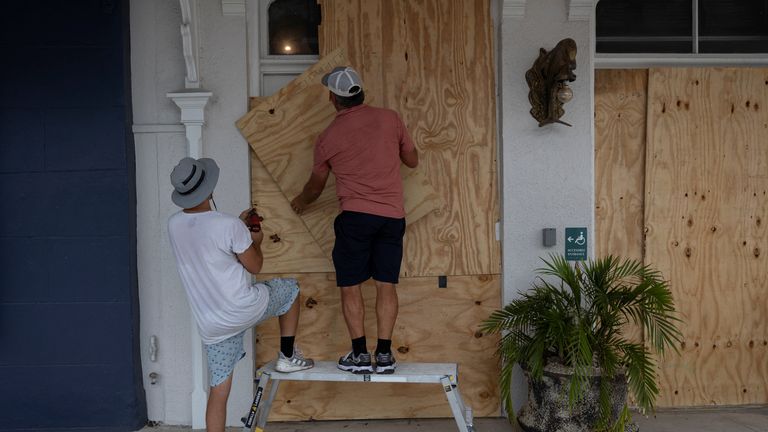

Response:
(268, 0), (321, 55)
(597, 0), (768, 54)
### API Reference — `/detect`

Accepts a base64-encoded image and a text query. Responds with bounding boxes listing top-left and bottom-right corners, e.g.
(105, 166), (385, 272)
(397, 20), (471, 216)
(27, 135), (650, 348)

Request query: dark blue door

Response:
(0, 0), (147, 430)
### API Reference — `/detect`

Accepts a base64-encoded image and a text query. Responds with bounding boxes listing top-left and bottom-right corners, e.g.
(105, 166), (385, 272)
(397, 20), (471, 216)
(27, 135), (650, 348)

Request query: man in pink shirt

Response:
(291, 66), (419, 374)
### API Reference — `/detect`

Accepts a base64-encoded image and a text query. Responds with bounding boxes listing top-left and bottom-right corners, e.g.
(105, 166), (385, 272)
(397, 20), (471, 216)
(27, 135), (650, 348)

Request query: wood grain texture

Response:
(594, 70), (649, 356)
(645, 68), (768, 407)
(319, 0), (500, 276)
(253, 274), (501, 420)
(249, 150), (333, 273)
(237, 48), (443, 267)
(594, 69), (648, 262)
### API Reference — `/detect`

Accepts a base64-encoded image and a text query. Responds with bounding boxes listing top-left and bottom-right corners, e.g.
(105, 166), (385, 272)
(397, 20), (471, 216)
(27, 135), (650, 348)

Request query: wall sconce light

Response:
(525, 38), (577, 127)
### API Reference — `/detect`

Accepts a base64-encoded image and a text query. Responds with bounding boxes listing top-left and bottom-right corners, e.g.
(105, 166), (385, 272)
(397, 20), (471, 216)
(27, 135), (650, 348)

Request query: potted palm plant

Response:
(481, 254), (682, 432)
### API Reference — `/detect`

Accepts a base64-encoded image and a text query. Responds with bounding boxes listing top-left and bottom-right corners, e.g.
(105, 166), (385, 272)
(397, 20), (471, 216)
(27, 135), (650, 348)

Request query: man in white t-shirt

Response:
(167, 157), (313, 432)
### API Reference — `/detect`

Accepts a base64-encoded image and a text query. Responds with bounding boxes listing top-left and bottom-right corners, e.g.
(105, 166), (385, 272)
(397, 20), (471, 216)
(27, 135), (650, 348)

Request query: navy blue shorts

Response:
(332, 211), (406, 287)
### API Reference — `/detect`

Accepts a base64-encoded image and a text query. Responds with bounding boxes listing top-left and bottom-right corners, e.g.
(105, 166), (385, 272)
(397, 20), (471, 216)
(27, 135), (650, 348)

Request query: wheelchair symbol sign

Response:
(565, 227), (588, 261)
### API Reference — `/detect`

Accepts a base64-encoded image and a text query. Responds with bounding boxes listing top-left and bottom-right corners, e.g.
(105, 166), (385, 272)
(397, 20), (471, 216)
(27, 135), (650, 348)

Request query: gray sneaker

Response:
(337, 351), (373, 374)
(375, 351), (397, 374)
(275, 346), (314, 372)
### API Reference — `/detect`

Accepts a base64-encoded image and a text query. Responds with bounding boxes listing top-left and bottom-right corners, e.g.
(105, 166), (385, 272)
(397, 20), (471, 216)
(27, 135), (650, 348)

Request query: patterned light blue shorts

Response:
(205, 278), (300, 387)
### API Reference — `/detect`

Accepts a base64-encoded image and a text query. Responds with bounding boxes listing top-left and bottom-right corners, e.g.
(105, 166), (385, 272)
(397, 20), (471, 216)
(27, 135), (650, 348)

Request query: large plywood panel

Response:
(595, 69), (648, 261)
(238, 49), (442, 269)
(645, 68), (768, 407)
(253, 274), (501, 420)
(319, 0), (500, 276)
(594, 70), (649, 355)
(249, 150), (333, 273)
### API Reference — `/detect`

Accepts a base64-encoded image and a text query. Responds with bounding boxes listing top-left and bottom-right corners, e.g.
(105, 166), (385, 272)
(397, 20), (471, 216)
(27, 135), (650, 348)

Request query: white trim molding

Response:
(595, 53), (768, 68)
(502, 0), (526, 19)
(569, 0), (598, 21)
(180, 0), (201, 89)
(222, 0), (245, 16)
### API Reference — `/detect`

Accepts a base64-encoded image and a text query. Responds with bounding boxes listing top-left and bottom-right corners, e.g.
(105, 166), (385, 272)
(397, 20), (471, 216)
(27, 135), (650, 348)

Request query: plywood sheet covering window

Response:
(239, 0), (502, 420)
(319, 0), (500, 276)
(594, 69), (649, 350)
(249, 150), (333, 273)
(238, 49), (442, 272)
(645, 68), (768, 407)
(595, 69), (648, 262)
(253, 274), (501, 420)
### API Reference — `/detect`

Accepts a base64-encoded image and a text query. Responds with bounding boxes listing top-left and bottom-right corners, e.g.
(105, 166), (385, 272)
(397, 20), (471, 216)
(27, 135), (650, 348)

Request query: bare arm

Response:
(291, 170), (330, 214)
(236, 230), (264, 275)
(400, 146), (419, 168)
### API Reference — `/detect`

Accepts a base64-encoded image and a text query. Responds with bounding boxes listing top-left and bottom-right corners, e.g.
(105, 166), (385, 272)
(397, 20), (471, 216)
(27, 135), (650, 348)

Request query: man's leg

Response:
(375, 281), (398, 340)
(370, 216), (404, 373)
(372, 281), (399, 373)
(278, 294), (300, 337)
(206, 373), (233, 432)
(273, 286), (313, 372)
(340, 284), (365, 339)
(337, 283), (373, 373)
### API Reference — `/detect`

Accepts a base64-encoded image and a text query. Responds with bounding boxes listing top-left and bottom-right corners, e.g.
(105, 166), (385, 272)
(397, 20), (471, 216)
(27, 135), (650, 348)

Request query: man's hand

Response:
(250, 228), (264, 246)
(291, 170), (330, 214)
(240, 207), (264, 232)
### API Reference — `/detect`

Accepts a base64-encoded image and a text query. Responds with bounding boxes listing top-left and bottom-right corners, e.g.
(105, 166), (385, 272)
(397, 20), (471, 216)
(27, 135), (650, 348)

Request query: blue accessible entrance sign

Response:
(565, 227), (587, 261)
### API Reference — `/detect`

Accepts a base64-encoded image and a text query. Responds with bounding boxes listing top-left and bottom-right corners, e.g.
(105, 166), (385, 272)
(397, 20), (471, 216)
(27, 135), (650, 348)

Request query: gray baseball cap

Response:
(170, 157), (220, 208)
(321, 66), (363, 97)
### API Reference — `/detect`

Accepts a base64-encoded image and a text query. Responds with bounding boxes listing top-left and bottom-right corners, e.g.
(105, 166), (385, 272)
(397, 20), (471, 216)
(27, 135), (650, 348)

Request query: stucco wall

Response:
(131, 0), (253, 425)
(498, 0), (595, 407)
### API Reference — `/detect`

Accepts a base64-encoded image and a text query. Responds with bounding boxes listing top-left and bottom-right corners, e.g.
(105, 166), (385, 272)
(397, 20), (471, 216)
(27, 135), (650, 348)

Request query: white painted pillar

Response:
(166, 90), (212, 430)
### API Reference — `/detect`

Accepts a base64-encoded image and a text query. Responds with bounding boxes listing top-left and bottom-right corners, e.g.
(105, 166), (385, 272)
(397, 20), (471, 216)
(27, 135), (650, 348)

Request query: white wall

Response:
(131, 0), (253, 426)
(498, 0), (595, 407)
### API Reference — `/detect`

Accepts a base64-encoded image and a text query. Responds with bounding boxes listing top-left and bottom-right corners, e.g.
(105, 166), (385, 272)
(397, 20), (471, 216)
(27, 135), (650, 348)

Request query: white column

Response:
(498, 0), (596, 409)
(166, 90), (212, 430)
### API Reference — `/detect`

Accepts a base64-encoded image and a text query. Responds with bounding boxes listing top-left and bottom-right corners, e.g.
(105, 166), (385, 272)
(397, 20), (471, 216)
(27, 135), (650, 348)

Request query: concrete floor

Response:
(140, 406), (768, 431)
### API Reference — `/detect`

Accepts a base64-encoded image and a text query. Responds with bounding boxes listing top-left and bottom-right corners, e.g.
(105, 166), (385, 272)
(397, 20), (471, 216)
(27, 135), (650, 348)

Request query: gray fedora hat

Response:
(170, 157), (220, 208)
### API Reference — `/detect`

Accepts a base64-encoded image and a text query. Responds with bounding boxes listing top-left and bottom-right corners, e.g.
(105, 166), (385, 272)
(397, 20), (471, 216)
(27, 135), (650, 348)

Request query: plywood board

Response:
(594, 69), (648, 262)
(318, 0), (500, 276)
(253, 274), (501, 420)
(594, 69), (649, 356)
(237, 48), (443, 268)
(249, 150), (333, 273)
(645, 68), (768, 407)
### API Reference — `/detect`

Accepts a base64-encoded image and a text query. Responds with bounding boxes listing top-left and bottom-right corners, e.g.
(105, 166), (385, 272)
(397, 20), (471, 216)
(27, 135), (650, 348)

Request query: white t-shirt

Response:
(168, 210), (269, 344)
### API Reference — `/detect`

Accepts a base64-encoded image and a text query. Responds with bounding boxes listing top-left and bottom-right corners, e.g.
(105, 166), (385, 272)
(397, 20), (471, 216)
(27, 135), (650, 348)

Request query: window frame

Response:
(248, 0), (319, 97)
(594, 0), (768, 67)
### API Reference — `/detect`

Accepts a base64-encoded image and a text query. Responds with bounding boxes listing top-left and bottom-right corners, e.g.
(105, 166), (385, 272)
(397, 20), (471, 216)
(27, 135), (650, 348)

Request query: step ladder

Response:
(241, 361), (475, 432)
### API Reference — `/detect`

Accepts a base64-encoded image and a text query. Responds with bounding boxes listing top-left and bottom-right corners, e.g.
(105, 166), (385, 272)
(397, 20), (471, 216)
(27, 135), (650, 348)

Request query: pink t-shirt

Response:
(313, 104), (415, 219)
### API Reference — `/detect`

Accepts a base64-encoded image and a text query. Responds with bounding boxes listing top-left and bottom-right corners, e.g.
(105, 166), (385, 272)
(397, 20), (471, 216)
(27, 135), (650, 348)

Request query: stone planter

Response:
(518, 362), (639, 432)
